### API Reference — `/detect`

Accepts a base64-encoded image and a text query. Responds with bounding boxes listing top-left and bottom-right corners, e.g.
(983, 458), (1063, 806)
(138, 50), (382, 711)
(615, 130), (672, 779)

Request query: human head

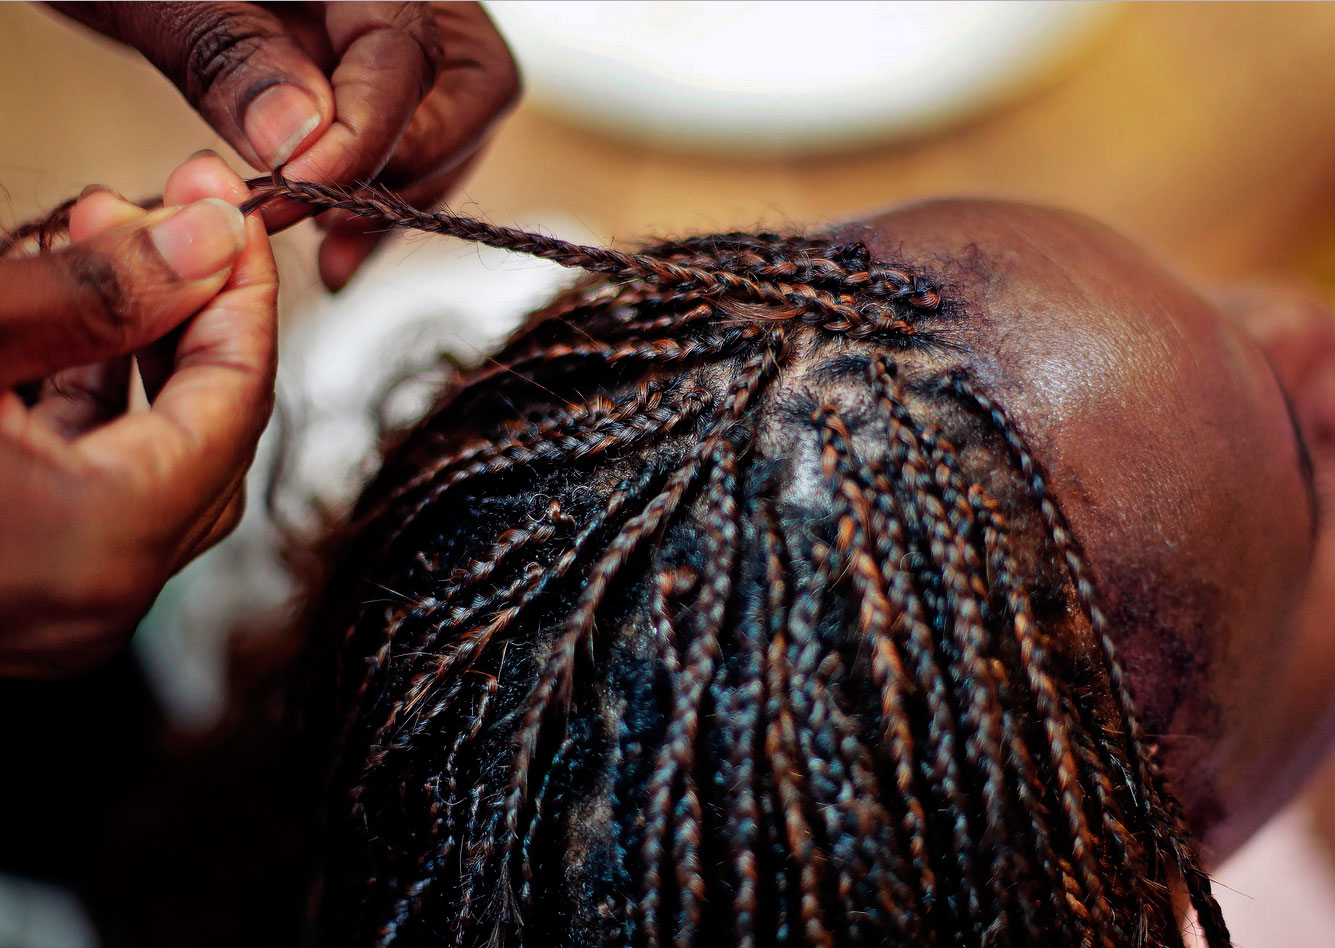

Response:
(289, 193), (1335, 948)
(839, 199), (1335, 860)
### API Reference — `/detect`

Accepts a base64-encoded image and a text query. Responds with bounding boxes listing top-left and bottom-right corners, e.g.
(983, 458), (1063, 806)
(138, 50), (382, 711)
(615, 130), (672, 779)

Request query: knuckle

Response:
(67, 556), (153, 619)
(438, 6), (521, 110)
(469, 6), (521, 102)
(388, 11), (448, 100)
(217, 496), (245, 539)
(495, 45), (522, 110)
(472, 37), (521, 112)
(410, 14), (448, 89)
(178, 9), (273, 107)
(61, 248), (134, 354)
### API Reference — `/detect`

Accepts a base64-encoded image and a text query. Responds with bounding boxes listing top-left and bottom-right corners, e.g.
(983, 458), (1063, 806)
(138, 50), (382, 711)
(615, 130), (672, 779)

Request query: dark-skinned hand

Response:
(49, 1), (520, 289)
(0, 154), (276, 677)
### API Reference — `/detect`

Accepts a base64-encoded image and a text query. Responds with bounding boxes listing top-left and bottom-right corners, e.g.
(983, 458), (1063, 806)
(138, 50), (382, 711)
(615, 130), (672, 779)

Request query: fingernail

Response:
(244, 84), (322, 168)
(149, 198), (246, 281)
(80, 184), (113, 199)
(189, 148), (221, 161)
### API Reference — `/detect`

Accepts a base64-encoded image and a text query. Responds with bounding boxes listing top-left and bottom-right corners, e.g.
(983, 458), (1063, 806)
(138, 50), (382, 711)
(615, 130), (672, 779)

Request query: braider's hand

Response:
(0, 154), (277, 677)
(50, 1), (520, 290)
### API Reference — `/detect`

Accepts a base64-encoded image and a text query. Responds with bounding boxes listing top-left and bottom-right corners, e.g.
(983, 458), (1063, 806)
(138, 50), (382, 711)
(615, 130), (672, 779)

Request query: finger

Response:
(0, 390), (27, 435)
(30, 359), (133, 439)
(0, 390), (78, 461)
(375, 3), (520, 188)
(137, 327), (186, 406)
(280, 2), (445, 189)
(0, 198), (247, 388)
(255, 2), (448, 236)
(316, 224), (383, 294)
(299, 3), (517, 287)
(50, 2), (332, 170)
(164, 150), (253, 208)
(68, 188), (145, 242)
(315, 154), (479, 291)
(269, 4), (336, 73)
(31, 191), (147, 435)
(76, 190), (278, 561)
(139, 152), (253, 400)
(186, 481), (247, 564)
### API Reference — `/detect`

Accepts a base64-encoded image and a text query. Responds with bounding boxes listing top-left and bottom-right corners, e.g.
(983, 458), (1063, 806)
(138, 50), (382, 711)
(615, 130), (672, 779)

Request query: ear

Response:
(1218, 284), (1335, 460)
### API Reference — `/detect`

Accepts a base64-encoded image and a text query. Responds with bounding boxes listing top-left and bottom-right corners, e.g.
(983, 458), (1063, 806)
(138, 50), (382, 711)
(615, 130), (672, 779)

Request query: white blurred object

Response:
(1192, 802), (1335, 947)
(0, 875), (99, 948)
(484, 1), (1111, 152)
(135, 219), (594, 729)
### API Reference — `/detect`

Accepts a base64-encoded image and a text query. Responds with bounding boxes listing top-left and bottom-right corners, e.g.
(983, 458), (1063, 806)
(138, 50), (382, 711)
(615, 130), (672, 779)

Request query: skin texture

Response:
(50, 1), (520, 289)
(0, 154), (277, 677)
(2, 1), (517, 675)
(841, 200), (1335, 861)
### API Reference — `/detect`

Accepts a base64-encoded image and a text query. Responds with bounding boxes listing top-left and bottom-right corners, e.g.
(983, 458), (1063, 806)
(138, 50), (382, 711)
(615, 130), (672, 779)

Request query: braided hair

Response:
(256, 179), (1229, 948)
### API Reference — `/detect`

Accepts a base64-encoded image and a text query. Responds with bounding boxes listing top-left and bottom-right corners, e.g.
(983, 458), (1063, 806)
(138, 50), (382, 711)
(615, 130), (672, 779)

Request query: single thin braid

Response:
(714, 504), (778, 948)
(241, 174), (938, 334)
(949, 373), (1229, 948)
(519, 733), (577, 910)
(479, 328), (763, 391)
(497, 335), (787, 929)
(764, 541), (837, 948)
(757, 502), (795, 947)
(901, 401), (1117, 946)
(638, 441), (743, 948)
(814, 407), (922, 944)
(451, 782), (492, 948)
(779, 551), (854, 945)
(376, 671), (499, 948)
(631, 567), (696, 948)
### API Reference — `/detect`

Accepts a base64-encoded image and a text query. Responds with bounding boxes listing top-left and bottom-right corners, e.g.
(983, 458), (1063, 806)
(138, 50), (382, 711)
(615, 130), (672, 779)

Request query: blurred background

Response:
(2, 2), (1334, 946)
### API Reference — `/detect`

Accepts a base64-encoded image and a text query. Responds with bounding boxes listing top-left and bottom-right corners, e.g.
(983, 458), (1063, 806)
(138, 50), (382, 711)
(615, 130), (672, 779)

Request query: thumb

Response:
(50, 2), (333, 170)
(0, 198), (246, 388)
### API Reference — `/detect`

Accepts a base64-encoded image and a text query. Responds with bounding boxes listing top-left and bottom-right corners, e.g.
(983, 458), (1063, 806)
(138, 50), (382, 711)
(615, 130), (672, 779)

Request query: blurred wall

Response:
(4, 3), (1335, 287)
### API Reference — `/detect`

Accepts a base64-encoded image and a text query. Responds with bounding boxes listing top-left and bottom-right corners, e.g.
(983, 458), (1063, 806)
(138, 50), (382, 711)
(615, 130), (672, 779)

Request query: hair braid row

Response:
(496, 333), (787, 932)
(949, 373), (1229, 948)
(241, 175), (939, 335)
(294, 208), (1234, 948)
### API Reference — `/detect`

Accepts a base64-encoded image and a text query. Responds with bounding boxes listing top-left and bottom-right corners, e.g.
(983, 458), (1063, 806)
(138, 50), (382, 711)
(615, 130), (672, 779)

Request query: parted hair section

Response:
(262, 187), (1229, 948)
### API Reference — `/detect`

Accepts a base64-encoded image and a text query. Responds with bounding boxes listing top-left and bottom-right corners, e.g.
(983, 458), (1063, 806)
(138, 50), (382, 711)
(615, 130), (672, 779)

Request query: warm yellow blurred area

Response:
(3, 2), (1335, 291)
(3, 0), (1335, 938)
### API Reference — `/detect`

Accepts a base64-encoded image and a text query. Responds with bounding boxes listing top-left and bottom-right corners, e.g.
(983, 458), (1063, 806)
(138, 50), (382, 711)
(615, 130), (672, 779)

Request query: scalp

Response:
(300, 224), (1231, 948)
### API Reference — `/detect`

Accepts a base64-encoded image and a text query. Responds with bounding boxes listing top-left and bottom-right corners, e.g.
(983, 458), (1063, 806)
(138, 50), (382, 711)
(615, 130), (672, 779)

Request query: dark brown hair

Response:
(248, 177), (1233, 948)
(8, 176), (1228, 948)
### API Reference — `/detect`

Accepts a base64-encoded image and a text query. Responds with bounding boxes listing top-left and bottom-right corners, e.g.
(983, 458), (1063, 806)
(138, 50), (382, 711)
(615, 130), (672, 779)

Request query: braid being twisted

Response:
(241, 174), (938, 337)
